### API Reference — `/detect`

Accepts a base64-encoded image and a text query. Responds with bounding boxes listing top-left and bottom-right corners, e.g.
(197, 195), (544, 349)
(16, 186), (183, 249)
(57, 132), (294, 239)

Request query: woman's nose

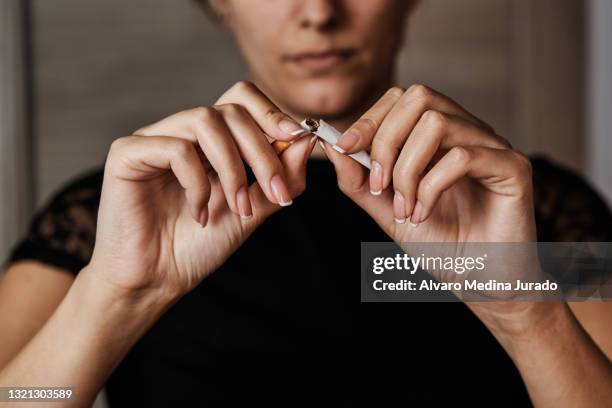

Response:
(298, 0), (342, 30)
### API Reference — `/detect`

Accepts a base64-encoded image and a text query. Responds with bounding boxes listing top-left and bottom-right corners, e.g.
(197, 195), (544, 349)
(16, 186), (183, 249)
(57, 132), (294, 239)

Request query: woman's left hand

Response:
(321, 84), (538, 330)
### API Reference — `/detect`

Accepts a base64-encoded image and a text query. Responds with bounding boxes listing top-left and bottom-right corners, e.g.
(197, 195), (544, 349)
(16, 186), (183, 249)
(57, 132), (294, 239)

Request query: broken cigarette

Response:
(300, 118), (372, 169)
(269, 119), (372, 170)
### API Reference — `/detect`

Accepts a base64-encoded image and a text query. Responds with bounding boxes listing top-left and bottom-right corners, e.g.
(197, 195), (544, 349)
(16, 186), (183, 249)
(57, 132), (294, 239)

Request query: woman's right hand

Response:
(88, 81), (315, 302)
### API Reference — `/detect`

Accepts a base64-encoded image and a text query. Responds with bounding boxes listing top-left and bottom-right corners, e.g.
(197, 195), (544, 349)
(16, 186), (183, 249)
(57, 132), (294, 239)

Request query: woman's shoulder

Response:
(530, 155), (612, 241)
(6, 167), (104, 274)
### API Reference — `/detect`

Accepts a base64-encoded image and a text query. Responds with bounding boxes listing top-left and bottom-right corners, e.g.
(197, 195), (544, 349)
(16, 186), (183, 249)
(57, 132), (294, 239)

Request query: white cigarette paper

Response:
(300, 119), (372, 169)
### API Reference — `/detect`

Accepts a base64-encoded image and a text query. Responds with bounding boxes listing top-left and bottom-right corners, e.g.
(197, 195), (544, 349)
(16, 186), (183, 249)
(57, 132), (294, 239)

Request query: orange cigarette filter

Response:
(271, 140), (292, 154)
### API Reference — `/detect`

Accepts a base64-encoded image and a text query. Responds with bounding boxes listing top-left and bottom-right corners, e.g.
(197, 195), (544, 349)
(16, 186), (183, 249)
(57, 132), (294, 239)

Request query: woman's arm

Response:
(571, 302), (612, 361)
(0, 262), (73, 369)
(487, 302), (612, 407)
(0, 265), (172, 407)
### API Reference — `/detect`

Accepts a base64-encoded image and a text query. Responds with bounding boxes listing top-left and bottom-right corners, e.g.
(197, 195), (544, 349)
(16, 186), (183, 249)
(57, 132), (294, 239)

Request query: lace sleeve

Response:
(6, 169), (104, 274)
(532, 156), (612, 242)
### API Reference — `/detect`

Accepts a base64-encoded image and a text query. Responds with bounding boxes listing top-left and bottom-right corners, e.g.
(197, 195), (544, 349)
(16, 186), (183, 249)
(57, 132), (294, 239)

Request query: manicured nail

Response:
(270, 174), (293, 206)
(236, 186), (252, 220)
(290, 129), (307, 137)
(335, 130), (360, 153)
(410, 201), (423, 226)
(278, 119), (305, 137)
(199, 207), (209, 227)
(370, 161), (383, 196)
(332, 145), (346, 154)
(393, 191), (406, 224)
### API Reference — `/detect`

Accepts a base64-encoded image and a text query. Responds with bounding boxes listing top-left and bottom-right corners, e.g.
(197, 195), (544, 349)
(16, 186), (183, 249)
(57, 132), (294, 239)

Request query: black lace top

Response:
(5, 157), (612, 406)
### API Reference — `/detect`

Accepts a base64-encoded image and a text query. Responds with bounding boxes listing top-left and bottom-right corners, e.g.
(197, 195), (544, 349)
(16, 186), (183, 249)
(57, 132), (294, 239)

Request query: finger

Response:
(412, 146), (533, 225)
(216, 103), (293, 206)
(187, 106), (249, 216)
(216, 81), (306, 141)
(337, 84), (495, 157)
(367, 84), (498, 192)
(393, 110), (510, 218)
(320, 140), (396, 234)
(334, 86), (404, 154)
(107, 136), (211, 226)
(247, 135), (318, 221)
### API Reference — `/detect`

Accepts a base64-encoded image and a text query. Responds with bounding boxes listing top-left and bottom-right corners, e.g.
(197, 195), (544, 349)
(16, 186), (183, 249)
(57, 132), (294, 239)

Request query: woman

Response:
(1, 0), (611, 406)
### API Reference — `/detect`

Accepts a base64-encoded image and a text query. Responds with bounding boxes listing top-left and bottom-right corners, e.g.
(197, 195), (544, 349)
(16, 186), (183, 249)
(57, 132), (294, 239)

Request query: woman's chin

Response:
(288, 81), (363, 118)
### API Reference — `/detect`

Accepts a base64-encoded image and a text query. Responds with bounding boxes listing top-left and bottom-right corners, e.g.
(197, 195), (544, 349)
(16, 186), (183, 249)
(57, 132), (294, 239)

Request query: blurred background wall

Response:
(1, 0), (611, 263)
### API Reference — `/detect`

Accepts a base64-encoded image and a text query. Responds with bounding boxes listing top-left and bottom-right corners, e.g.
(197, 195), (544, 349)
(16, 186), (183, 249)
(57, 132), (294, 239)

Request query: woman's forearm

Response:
(491, 302), (612, 407)
(0, 266), (173, 407)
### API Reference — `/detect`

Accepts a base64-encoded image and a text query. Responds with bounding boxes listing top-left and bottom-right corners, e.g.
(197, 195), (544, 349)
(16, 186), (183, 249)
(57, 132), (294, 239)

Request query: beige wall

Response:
(33, 0), (589, 206)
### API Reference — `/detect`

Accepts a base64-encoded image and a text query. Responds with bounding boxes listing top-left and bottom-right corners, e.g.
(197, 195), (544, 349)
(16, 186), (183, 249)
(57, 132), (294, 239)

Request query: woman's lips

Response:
(287, 49), (356, 72)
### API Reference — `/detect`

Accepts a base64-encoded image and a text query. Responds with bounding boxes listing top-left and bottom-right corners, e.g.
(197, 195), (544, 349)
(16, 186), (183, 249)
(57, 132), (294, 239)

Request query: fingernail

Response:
(199, 207), (209, 227)
(370, 161), (383, 196)
(332, 145), (346, 154)
(278, 119), (305, 137)
(393, 191), (406, 224)
(309, 135), (318, 144)
(236, 186), (252, 220)
(270, 174), (293, 206)
(335, 130), (360, 154)
(410, 201), (423, 227)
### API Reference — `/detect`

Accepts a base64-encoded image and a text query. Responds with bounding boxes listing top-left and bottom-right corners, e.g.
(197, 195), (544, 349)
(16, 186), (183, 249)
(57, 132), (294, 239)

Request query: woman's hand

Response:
(89, 81), (315, 302)
(321, 84), (538, 326)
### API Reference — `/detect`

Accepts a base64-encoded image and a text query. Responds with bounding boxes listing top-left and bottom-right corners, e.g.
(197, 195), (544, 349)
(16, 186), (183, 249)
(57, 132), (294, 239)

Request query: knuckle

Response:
(109, 136), (133, 154)
(337, 179), (360, 195)
(133, 126), (149, 135)
(232, 80), (256, 94)
(512, 150), (532, 178)
(371, 135), (399, 154)
(219, 103), (247, 116)
(385, 86), (405, 99)
(421, 109), (447, 131)
(418, 177), (436, 198)
(406, 83), (432, 101)
(254, 158), (283, 178)
(495, 134), (512, 149)
(191, 106), (219, 122)
(170, 139), (192, 157)
(449, 146), (472, 164)
(229, 173), (247, 189)
(356, 116), (379, 135)
(106, 136), (137, 176)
